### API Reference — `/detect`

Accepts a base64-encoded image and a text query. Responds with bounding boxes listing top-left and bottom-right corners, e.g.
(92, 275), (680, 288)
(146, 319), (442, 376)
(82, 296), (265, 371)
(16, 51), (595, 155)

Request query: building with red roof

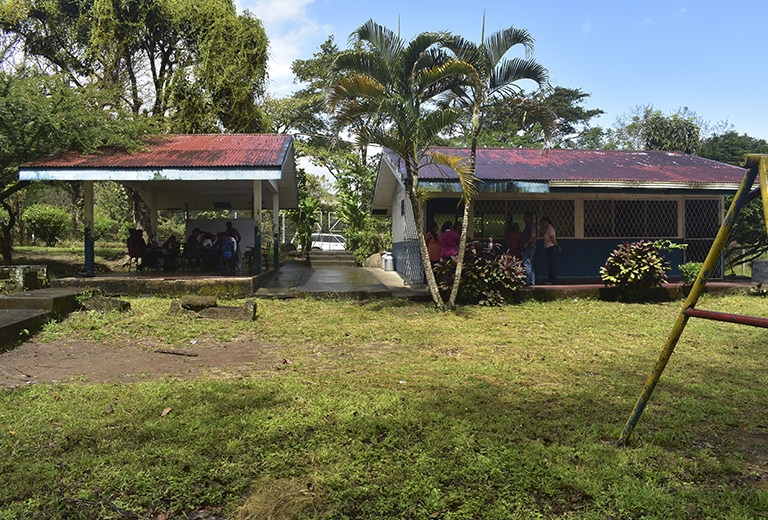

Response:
(373, 147), (749, 283)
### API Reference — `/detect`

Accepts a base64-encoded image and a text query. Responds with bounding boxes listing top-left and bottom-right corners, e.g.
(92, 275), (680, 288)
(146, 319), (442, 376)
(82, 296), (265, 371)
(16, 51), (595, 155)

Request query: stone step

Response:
(307, 251), (357, 266)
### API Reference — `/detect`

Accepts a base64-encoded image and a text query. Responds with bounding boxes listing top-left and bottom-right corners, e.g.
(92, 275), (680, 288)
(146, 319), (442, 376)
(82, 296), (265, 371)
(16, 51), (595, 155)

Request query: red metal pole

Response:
(684, 308), (768, 328)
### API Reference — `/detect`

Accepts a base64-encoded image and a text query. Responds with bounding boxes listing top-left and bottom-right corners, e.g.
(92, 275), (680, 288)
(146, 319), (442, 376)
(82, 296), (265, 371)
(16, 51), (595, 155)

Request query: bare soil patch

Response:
(0, 336), (285, 389)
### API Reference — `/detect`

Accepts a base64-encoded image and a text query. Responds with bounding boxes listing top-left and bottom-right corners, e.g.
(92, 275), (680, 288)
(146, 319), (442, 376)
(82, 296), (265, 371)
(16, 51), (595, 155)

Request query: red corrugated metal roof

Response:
(386, 147), (747, 184)
(23, 134), (293, 169)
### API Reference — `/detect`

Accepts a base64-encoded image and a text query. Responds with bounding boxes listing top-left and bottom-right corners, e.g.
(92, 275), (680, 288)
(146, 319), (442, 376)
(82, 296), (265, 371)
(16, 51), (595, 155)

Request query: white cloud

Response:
(236, 0), (329, 96)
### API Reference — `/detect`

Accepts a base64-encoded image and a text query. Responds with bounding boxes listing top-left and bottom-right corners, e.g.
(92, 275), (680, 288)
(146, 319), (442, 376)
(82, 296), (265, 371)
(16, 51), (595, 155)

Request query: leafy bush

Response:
(600, 239), (686, 301)
(347, 220), (390, 265)
(23, 204), (70, 246)
(92, 214), (119, 242)
(679, 261), (704, 286)
(434, 241), (526, 305)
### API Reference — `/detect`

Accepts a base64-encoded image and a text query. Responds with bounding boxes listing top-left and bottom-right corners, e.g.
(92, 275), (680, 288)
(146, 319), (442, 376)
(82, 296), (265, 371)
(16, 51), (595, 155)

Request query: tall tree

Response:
(443, 24), (554, 308)
(2, 0), (268, 233)
(604, 105), (701, 153)
(699, 131), (768, 271)
(1, 0), (268, 132)
(0, 70), (150, 262)
(329, 20), (475, 310)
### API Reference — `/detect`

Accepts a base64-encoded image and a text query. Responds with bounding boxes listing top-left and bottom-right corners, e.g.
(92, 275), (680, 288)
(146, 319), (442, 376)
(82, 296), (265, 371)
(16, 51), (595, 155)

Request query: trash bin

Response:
(382, 253), (394, 271)
(752, 260), (768, 283)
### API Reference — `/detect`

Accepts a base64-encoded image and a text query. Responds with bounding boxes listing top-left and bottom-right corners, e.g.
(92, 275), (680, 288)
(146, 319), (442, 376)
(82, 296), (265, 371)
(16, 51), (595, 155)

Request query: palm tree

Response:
(328, 19), (475, 310)
(443, 23), (556, 308)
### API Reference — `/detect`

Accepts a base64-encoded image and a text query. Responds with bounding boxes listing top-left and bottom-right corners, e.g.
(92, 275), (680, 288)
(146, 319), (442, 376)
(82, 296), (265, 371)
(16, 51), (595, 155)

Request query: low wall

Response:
(0, 265), (47, 290)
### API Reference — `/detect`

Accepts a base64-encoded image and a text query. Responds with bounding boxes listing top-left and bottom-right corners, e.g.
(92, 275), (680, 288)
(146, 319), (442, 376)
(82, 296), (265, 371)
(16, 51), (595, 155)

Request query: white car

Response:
(310, 233), (346, 251)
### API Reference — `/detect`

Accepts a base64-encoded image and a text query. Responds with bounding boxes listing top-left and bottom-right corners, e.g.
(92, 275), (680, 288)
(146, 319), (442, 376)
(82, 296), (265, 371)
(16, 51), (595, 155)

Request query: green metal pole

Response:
(617, 154), (767, 446)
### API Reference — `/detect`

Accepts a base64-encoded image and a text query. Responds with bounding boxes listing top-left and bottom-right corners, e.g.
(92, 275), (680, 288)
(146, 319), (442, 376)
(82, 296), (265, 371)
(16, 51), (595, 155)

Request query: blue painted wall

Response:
(391, 237), (687, 284)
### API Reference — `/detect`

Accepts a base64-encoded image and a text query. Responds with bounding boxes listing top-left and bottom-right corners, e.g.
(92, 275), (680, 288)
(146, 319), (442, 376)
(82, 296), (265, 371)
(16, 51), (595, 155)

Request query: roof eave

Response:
(548, 180), (743, 191)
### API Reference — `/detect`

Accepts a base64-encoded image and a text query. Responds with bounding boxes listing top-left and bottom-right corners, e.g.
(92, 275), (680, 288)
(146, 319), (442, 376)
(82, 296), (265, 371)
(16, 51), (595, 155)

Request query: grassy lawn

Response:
(2, 294), (768, 519)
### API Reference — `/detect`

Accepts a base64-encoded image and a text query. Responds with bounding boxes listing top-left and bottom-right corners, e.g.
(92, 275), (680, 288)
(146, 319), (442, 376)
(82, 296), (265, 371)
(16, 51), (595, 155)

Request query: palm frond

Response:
(489, 57), (548, 94)
(402, 31), (451, 74)
(484, 26), (535, 65)
(417, 107), (464, 145)
(327, 74), (386, 109)
(414, 58), (476, 99)
(351, 19), (403, 65)
(332, 51), (393, 91)
(428, 151), (476, 203)
(504, 97), (559, 144)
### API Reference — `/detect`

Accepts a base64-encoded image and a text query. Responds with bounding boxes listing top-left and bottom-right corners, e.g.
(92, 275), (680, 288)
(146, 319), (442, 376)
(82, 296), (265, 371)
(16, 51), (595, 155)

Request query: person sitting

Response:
(183, 228), (202, 268)
(219, 232), (238, 273)
(440, 221), (460, 262)
(161, 235), (180, 271)
(126, 229), (146, 270)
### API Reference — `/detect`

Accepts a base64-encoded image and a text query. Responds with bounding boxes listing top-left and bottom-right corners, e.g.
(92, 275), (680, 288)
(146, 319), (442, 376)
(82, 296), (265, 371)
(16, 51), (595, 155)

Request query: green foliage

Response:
(2, 0), (268, 133)
(600, 239), (686, 301)
(643, 112), (700, 153)
(434, 242), (526, 305)
(23, 204), (70, 246)
(292, 193), (320, 256)
(92, 214), (118, 242)
(679, 261), (704, 286)
(699, 133), (768, 270)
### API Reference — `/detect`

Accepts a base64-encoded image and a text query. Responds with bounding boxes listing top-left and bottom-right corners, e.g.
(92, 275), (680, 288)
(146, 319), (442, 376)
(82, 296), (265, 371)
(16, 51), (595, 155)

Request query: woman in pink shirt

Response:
(440, 221), (460, 261)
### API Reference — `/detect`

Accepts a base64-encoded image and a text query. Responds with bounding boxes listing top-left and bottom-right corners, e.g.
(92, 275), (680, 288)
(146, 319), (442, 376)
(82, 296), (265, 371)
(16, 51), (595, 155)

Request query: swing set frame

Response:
(618, 154), (768, 447)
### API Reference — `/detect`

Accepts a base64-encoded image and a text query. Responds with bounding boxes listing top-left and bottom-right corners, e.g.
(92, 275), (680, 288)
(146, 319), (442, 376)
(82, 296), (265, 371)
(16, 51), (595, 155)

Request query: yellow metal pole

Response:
(617, 154), (767, 446)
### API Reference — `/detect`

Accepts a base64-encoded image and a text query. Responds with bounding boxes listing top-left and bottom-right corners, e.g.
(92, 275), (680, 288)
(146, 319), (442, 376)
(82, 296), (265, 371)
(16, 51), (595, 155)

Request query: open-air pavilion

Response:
(19, 134), (298, 276)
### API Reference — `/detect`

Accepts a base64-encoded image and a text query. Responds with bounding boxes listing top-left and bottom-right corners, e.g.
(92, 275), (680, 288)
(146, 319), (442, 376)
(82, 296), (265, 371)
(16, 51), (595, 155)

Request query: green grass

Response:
(2, 295), (768, 519)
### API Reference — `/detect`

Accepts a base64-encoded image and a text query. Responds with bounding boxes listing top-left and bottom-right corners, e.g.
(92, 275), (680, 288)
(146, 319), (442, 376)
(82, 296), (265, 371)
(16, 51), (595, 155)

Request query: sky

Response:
(234, 0), (768, 141)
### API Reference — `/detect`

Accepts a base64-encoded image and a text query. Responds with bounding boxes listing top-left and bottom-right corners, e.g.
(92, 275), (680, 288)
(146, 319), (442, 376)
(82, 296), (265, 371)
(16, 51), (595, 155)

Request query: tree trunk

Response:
(124, 185), (151, 236)
(0, 181), (30, 264)
(448, 200), (471, 309)
(448, 132), (479, 309)
(405, 175), (445, 310)
(0, 199), (16, 264)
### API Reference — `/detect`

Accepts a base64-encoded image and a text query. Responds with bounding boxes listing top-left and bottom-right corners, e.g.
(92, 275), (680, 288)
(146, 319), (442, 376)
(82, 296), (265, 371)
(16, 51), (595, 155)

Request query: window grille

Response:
(473, 199), (574, 237)
(584, 199), (678, 238)
(684, 199), (722, 277)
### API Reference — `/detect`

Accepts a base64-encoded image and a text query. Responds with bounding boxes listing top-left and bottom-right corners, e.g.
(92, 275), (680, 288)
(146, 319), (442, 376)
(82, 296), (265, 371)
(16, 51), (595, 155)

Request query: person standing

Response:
(540, 216), (562, 284)
(521, 212), (537, 286)
(426, 222), (441, 266)
(505, 221), (523, 258)
(439, 221), (460, 261)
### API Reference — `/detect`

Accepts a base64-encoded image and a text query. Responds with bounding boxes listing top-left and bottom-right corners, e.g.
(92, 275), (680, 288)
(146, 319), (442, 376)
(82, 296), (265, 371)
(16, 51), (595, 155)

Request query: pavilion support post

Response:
(150, 192), (159, 244)
(253, 180), (262, 274)
(83, 181), (95, 276)
(273, 192), (279, 269)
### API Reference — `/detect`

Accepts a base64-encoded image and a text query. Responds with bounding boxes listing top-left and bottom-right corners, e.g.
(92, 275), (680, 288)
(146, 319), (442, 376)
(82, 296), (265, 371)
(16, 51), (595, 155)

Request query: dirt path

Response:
(0, 336), (285, 388)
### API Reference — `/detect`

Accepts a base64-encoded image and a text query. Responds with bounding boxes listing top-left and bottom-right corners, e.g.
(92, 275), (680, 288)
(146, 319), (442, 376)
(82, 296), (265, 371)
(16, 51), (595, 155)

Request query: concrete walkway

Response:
(255, 260), (430, 300)
(0, 288), (82, 348)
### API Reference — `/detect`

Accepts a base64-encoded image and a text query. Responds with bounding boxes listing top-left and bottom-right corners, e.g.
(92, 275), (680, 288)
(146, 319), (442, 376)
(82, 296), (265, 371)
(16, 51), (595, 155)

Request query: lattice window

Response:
(684, 199), (720, 238)
(684, 198), (722, 277)
(585, 199), (678, 238)
(473, 199), (574, 237)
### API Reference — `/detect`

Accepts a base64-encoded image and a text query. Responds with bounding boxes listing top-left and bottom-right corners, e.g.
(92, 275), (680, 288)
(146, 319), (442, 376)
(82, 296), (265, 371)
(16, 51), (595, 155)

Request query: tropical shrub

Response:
(679, 261), (704, 286)
(23, 204), (70, 246)
(92, 214), (119, 242)
(600, 239), (686, 301)
(434, 241), (526, 305)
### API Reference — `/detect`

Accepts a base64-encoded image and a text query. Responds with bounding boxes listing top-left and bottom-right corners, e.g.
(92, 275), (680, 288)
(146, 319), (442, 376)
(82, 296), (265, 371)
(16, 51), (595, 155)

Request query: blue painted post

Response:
(83, 181), (95, 276)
